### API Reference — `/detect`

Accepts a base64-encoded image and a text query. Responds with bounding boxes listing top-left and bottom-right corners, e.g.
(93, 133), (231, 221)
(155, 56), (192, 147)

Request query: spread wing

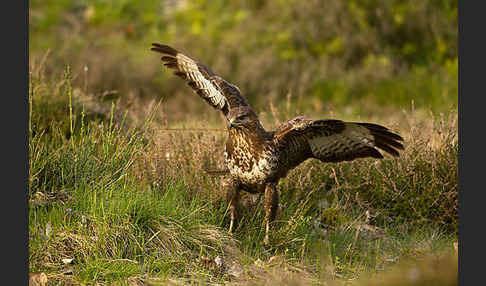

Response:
(151, 43), (248, 117)
(274, 116), (404, 169)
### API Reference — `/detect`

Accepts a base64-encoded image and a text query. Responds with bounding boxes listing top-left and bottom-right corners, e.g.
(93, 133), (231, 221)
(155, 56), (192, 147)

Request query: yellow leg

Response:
(224, 179), (240, 233)
(264, 183), (279, 245)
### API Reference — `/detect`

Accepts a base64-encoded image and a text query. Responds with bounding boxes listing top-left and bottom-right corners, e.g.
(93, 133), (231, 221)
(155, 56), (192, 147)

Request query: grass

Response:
(28, 61), (457, 285)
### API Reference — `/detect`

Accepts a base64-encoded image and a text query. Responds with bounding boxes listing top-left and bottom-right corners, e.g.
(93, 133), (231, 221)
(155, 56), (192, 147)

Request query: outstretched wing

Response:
(151, 43), (248, 116)
(274, 116), (404, 169)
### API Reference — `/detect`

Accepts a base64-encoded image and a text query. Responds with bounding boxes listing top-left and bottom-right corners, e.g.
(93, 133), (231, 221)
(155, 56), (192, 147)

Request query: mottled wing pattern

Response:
(274, 117), (404, 166)
(151, 43), (248, 116)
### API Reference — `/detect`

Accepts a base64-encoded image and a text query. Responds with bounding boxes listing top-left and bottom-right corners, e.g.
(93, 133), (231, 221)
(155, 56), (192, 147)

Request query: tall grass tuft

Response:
(29, 64), (238, 285)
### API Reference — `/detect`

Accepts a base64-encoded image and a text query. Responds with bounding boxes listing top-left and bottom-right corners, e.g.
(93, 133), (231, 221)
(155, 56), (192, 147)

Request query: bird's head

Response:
(227, 106), (258, 130)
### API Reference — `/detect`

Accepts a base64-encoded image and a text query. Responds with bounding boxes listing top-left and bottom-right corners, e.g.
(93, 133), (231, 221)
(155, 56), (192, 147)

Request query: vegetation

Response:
(29, 0), (457, 285)
(30, 0), (457, 116)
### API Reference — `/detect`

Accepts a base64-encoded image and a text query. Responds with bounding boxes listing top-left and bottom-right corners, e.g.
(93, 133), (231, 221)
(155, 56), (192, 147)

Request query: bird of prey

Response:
(151, 43), (404, 245)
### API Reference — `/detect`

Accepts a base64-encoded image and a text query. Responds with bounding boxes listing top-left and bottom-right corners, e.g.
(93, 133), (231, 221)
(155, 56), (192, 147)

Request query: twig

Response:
(159, 128), (225, 132)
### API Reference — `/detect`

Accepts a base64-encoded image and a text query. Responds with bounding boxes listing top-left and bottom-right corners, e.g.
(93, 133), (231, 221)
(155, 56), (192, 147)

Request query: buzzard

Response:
(151, 43), (404, 245)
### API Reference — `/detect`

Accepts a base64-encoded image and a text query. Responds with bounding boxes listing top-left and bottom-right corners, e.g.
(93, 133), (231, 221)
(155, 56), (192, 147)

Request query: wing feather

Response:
(151, 43), (248, 116)
(274, 117), (403, 168)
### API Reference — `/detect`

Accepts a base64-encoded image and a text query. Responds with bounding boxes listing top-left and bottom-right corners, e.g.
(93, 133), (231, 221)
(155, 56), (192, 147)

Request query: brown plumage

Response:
(151, 43), (404, 245)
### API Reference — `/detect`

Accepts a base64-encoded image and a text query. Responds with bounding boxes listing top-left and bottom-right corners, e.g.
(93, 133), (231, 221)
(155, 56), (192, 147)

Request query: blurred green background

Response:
(29, 0), (457, 118)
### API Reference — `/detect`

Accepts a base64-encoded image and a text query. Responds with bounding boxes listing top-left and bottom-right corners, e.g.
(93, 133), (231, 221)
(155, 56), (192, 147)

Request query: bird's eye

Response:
(237, 114), (248, 120)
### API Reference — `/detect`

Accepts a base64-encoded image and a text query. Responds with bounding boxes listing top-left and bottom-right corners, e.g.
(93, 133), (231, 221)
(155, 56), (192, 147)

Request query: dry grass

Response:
(133, 101), (457, 229)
